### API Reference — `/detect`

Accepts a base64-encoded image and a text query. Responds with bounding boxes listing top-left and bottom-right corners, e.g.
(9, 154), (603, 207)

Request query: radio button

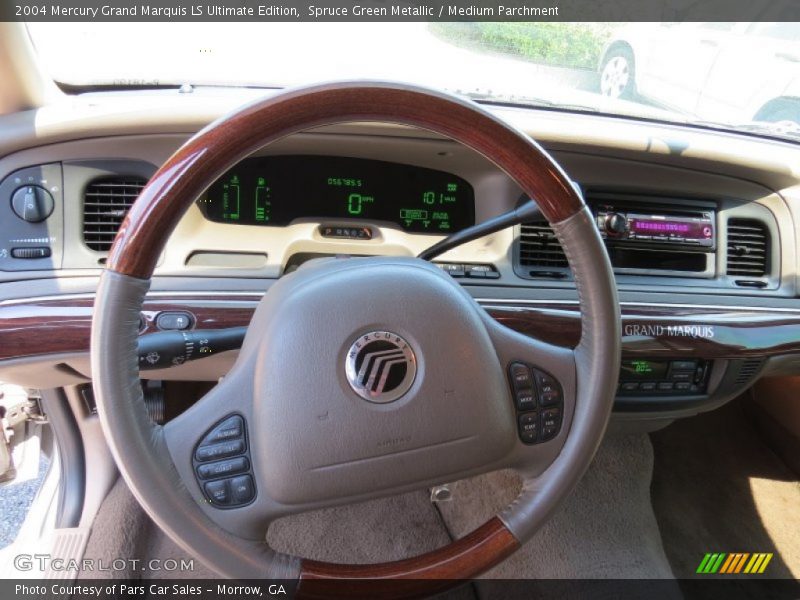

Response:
(604, 213), (627, 236)
(640, 382), (656, 391)
(515, 390), (536, 411)
(509, 363), (533, 389)
(518, 412), (538, 444)
(621, 382), (639, 391)
(657, 382), (674, 391)
(540, 408), (562, 441)
(675, 382), (691, 392)
(535, 372), (558, 394)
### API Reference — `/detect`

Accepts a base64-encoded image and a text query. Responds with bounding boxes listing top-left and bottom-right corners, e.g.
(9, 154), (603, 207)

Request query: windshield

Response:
(26, 22), (800, 141)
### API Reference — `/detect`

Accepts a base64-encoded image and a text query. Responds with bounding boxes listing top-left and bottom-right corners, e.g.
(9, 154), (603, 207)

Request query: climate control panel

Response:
(616, 359), (710, 396)
(508, 362), (564, 445)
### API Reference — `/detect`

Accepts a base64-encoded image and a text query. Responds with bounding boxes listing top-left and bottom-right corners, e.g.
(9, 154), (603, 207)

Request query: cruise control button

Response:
(230, 475), (255, 504)
(204, 479), (231, 506)
(510, 363), (533, 389)
(196, 456), (250, 480)
(518, 412), (538, 444)
(195, 439), (244, 462)
(203, 415), (244, 445)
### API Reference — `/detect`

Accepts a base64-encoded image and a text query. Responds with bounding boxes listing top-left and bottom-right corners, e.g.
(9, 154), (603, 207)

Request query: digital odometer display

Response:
(198, 156), (475, 234)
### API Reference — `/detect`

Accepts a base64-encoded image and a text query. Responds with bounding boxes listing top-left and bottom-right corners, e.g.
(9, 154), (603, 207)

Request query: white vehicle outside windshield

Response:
(26, 21), (800, 141)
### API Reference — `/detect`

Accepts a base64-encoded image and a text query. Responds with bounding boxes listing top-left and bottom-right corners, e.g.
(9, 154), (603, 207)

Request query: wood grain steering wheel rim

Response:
(93, 82), (618, 597)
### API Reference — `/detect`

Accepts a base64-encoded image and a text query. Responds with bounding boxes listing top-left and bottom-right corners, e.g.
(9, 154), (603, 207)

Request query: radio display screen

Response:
(630, 218), (713, 240)
(197, 156), (475, 234)
(620, 360), (669, 381)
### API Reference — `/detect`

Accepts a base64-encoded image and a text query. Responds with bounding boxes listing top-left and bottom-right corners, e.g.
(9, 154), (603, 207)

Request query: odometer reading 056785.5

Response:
(198, 155), (475, 234)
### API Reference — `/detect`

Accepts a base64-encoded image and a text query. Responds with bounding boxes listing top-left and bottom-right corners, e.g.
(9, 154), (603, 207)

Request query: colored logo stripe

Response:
(697, 553), (773, 574)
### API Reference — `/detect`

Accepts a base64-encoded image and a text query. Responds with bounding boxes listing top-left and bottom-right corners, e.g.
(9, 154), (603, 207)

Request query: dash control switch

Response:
(156, 311), (193, 331)
(192, 415), (256, 508)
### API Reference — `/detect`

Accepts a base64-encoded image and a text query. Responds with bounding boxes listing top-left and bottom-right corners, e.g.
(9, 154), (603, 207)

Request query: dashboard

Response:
(0, 89), (799, 426)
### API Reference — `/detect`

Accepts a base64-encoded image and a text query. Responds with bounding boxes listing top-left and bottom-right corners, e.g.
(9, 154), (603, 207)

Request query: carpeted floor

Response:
(436, 434), (676, 580)
(650, 397), (800, 581)
(128, 433), (674, 585)
(77, 396), (800, 597)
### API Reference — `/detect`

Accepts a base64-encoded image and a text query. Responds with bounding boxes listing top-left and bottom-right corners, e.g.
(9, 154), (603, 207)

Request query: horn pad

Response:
(244, 256), (515, 506)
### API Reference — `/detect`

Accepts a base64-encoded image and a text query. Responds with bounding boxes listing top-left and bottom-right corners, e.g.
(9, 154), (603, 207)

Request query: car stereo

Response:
(595, 205), (715, 250)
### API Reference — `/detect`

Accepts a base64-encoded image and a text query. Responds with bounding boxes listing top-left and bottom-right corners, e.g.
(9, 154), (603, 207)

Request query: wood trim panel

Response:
(1, 296), (799, 362)
(296, 517), (518, 599)
(0, 296), (256, 361)
(488, 304), (800, 359)
(106, 82), (583, 278)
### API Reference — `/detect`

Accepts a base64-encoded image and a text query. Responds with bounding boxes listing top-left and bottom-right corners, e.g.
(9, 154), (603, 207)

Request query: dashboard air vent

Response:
(83, 177), (146, 251)
(518, 222), (568, 271)
(733, 358), (766, 388)
(726, 219), (769, 277)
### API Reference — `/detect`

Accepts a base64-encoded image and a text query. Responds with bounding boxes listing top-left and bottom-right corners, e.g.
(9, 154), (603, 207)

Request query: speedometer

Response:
(197, 155), (475, 234)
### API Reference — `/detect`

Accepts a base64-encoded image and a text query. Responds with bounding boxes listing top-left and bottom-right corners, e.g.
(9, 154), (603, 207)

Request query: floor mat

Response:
(436, 433), (676, 580)
(650, 398), (800, 580)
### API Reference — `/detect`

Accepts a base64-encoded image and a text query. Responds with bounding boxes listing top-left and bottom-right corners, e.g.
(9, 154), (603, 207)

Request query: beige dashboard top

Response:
(0, 88), (798, 293)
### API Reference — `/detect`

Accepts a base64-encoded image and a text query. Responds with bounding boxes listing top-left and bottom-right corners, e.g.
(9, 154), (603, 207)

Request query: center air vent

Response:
(83, 177), (146, 251)
(726, 219), (769, 277)
(518, 222), (568, 272)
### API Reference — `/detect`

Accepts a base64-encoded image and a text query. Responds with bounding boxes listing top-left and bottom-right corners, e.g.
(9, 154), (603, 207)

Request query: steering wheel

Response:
(91, 82), (620, 596)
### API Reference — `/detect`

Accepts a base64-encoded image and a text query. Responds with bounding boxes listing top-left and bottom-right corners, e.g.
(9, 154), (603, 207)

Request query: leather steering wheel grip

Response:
(90, 82), (620, 589)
